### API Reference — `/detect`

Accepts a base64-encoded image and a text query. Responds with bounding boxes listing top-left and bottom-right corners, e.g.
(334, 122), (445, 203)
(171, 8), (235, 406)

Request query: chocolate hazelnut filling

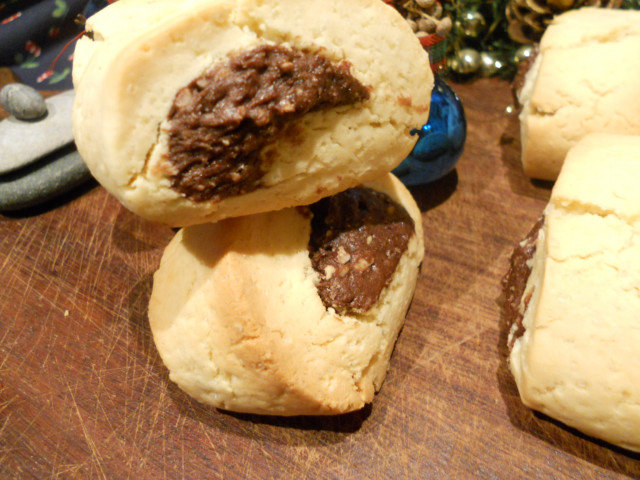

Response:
(167, 44), (370, 202)
(503, 216), (544, 349)
(309, 187), (415, 315)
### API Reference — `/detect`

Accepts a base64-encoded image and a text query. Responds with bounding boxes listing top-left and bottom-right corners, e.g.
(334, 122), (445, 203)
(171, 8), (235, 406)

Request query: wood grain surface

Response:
(1, 73), (640, 479)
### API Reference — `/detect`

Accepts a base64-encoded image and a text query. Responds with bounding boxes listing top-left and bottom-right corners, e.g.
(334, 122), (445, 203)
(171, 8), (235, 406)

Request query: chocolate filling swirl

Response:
(167, 45), (370, 202)
(309, 187), (415, 314)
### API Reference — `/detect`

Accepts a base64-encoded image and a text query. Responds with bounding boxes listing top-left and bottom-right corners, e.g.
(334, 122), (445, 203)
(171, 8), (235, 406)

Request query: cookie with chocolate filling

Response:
(149, 173), (423, 415)
(506, 134), (640, 452)
(72, 0), (432, 226)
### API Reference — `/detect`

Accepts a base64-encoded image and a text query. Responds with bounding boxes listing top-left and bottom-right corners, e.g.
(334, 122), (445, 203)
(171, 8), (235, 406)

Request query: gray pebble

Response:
(0, 90), (74, 174)
(0, 148), (92, 211)
(0, 83), (48, 120)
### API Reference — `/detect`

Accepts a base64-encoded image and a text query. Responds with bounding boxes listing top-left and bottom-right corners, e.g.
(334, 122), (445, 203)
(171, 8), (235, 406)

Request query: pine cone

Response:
(387, 0), (452, 38)
(506, 0), (623, 44)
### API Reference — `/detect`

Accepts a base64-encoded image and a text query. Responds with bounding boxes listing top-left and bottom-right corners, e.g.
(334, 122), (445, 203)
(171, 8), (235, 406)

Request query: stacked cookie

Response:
(72, 0), (433, 415)
(508, 8), (640, 452)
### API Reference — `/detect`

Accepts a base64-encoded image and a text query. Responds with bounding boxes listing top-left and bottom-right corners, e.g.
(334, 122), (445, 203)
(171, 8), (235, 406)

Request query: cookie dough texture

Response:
(149, 174), (424, 415)
(518, 8), (640, 181)
(72, 0), (432, 226)
(509, 134), (640, 452)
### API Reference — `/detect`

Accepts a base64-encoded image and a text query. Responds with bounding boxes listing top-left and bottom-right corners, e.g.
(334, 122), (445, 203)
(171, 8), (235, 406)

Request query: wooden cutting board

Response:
(1, 74), (639, 479)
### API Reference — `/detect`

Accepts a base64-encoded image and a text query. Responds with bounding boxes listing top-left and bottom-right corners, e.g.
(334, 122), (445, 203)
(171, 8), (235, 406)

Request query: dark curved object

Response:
(393, 75), (467, 186)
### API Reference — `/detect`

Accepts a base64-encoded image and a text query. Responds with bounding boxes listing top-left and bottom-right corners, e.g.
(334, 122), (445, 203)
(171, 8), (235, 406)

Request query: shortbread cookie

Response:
(517, 8), (640, 181)
(506, 134), (640, 452)
(72, 0), (432, 226)
(149, 173), (423, 415)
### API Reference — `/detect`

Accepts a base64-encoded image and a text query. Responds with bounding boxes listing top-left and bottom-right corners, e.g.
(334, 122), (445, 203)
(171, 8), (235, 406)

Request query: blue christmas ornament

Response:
(393, 75), (466, 186)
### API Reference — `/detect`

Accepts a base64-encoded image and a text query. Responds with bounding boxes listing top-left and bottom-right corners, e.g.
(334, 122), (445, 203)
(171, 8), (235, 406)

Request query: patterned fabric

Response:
(0, 0), (110, 90)
(420, 34), (447, 72)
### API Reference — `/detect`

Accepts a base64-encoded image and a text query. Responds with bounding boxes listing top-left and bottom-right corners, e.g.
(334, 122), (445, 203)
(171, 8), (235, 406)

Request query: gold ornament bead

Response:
(479, 51), (502, 76)
(513, 44), (536, 64)
(455, 10), (486, 38)
(449, 48), (481, 74)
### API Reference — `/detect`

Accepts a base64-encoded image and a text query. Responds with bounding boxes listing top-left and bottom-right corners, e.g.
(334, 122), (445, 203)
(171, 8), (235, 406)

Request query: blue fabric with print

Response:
(0, 0), (110, 90)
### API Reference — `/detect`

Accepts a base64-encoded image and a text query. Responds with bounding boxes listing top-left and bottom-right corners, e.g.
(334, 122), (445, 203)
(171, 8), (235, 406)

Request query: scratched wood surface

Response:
(1, 72), (640, 479)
